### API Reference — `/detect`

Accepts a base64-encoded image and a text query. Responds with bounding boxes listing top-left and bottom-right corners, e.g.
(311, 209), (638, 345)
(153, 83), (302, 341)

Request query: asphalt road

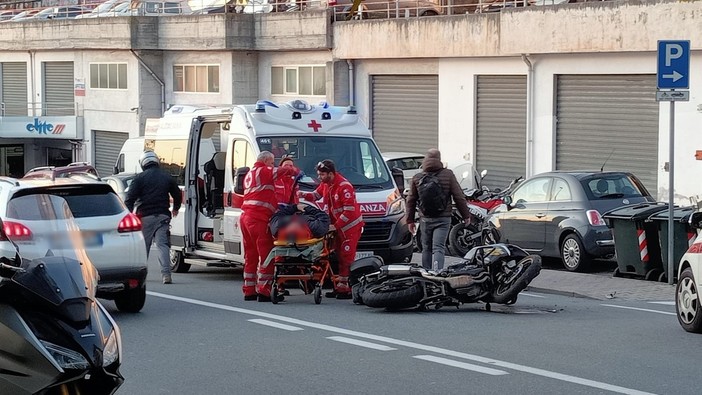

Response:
(100, 254), (702, 395)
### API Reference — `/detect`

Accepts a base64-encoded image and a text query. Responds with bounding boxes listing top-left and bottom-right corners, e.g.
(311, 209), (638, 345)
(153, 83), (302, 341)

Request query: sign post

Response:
(656, 40), (690, 285)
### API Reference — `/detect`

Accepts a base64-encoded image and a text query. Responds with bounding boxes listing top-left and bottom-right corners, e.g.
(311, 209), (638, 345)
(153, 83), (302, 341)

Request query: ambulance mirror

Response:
(391, 167), (404, 193)
(234, 167), (249, 195)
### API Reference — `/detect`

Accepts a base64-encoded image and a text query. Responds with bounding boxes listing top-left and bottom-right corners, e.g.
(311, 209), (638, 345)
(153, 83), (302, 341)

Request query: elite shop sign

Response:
(0, 116), (79, 139)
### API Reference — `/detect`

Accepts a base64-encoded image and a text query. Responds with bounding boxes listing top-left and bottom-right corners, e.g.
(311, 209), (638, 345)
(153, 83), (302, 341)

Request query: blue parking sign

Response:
(657, 40), (690, 89)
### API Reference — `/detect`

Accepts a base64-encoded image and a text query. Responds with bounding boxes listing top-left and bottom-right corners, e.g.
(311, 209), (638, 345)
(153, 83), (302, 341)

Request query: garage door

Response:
(94, 131), (129, 177)
(556, 75), (659, 191)
(371, 75), (438, 154)
(475, 75), (527, 190)
(43, 62), (74, 116)
(1, 62), (27, 116)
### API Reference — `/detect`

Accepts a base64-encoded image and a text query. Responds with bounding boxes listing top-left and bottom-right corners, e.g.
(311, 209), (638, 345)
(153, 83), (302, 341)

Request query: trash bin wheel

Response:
(612, 267), (622, 278)
(658, 272), (668, 283)
(645, 269), (661, 282)
(560, 234), (591, 272)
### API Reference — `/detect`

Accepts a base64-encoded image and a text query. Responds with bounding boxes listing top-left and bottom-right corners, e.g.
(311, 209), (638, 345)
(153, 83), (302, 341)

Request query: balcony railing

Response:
(0, 101), (77, 116)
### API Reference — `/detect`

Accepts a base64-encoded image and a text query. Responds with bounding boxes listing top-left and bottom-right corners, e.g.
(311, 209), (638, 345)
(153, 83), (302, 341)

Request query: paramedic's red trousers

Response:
(240, 212), (275, 297)
(335, 226), (362, 280)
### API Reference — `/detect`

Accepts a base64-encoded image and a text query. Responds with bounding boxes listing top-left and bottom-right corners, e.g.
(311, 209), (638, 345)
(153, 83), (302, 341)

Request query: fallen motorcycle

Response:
(350, 244), (541, 311)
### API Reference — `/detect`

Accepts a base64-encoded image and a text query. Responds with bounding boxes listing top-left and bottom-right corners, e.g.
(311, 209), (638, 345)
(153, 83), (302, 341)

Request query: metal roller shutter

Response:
(555, 75), (659, 191)
(94, 131), (129, 177)
(43, 62), (74, 116)
(371, 75), (438, 154)
(475, 75), (527, 190)
(1, 62), (28, 116)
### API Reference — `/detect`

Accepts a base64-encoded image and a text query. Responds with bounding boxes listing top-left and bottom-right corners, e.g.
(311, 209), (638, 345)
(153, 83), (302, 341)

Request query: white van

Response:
(167, 99), (414, 273)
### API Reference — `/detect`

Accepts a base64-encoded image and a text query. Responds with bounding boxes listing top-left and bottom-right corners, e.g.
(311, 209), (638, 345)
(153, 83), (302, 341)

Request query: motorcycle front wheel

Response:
(447, 223), (480, 257)
(490, 255), (542, 304)
(361, 281), (424, 310)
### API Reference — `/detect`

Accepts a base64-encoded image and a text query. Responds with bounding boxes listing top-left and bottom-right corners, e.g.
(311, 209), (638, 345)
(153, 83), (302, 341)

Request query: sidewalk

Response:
(411, 253), (676, 302)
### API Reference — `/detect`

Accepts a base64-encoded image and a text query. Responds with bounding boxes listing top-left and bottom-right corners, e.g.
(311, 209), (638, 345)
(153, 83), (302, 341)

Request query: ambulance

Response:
(164, 99), (414, 273)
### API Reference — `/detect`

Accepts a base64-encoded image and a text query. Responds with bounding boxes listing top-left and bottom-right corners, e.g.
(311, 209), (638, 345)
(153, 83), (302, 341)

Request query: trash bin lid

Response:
(602, 203), (669, 220)
(648, 206), (696, 222)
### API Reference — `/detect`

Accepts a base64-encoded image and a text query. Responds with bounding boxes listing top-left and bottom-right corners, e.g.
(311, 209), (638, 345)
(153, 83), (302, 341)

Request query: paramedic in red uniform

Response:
(274, 156), (299, 205)
(298, 159), (363, 299)
(241, 151), (300, 302)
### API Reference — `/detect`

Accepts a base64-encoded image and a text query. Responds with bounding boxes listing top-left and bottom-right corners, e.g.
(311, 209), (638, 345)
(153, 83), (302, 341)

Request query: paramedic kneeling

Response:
(298, 159), (363, 299)
(241, 151), (300, 302)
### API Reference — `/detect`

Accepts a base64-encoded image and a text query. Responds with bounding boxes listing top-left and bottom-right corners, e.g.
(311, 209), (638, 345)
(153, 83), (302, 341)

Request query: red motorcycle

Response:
(448, 176), (523, 257)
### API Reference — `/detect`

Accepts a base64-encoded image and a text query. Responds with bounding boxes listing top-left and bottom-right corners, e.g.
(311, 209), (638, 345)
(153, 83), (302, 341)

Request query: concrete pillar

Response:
(133, 50), (164, 136)
(232, 51), (259, 104)
(328, 60), (350, 106)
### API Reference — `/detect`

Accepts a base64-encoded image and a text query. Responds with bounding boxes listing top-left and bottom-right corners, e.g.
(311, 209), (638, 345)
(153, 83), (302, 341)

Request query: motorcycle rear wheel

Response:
(448, 223), (480, 257)
(361, 282), (424, 310)
(490, 255), (542, 304)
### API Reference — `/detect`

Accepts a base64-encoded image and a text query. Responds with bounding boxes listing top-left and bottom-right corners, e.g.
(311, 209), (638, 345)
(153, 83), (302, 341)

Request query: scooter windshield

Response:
(4, 194), (98, 306)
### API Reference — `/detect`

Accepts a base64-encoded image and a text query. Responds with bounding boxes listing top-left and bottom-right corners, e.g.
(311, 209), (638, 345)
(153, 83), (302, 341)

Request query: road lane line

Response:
(248, 319), (303, 331)
(414, 355), (508, 375)
(148, 291), (656, 395)
(601, 304), (676, 316)
(327, 336), (397, 351)
(519, 292), (545, 298)
(648, 301), (675, 306)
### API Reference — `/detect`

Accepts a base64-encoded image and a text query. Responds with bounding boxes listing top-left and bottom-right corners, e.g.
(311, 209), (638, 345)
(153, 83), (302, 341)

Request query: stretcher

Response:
(263, 231), (336, 304)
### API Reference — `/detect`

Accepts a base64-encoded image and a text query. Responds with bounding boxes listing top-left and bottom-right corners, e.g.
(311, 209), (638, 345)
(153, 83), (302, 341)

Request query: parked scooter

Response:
(448, 175), (523, 257)
(0, 194), (123, 394)
(350, 244), (541, 311)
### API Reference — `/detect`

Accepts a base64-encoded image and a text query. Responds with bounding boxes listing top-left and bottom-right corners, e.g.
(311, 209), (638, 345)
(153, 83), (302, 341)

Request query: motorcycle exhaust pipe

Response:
(383, 265), (416, 277)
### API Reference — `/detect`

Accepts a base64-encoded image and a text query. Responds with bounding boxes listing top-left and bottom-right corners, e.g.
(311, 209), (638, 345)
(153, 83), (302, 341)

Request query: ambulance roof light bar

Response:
(255, 100), (279, 112)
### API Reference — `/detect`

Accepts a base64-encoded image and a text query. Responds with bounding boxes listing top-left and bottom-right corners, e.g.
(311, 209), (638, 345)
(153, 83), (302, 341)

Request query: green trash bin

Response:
(648, 207), (697, 283)
(603, 203), (669, 280)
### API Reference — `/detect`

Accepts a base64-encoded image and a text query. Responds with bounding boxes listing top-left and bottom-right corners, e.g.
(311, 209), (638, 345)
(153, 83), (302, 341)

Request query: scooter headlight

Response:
(387, 197), (405, 215)
(40, 340), (90, 370)
(103, 330), (119, 366)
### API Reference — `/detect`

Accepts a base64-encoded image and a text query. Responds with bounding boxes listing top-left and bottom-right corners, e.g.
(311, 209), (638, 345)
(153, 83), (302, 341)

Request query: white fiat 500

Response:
(676, 211), (702, 333)
(0, 165), (148, 313)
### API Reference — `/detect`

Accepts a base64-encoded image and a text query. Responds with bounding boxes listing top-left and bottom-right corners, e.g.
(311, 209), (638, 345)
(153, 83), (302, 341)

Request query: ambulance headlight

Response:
(388, 197), (405, 215)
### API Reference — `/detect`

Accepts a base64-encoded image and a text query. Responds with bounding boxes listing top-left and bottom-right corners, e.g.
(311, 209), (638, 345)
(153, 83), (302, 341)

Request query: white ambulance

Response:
(166, 99), (413, 273)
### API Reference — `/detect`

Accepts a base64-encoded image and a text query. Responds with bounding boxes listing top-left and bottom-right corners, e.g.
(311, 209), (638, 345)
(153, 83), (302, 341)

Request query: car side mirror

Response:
(391, 167), (404, 192)
(234, 167), (249, 195)
(689, 212), (702, 229)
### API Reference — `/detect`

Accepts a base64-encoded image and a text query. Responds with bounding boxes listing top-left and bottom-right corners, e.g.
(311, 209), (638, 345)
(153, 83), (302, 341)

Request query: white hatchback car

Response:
(382, 152), (424, 193)
(676, 211), (702, 333)
(0, 165), (148, 313)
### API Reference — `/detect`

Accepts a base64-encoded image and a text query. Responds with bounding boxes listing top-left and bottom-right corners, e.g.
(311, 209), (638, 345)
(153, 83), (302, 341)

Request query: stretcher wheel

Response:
(272, 286), (280, 305)
(313, 285), (322, 304)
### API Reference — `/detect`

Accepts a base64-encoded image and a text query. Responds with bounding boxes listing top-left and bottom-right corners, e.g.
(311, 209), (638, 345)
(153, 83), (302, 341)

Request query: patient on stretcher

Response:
(269, 203), (331, 246)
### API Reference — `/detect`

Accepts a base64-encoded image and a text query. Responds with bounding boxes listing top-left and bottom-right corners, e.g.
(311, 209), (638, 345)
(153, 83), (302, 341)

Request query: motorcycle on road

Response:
(350, 244), (541, 311)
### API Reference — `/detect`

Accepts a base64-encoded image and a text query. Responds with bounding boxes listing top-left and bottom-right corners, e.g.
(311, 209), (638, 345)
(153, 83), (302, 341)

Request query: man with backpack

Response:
(406, 149), (471, 271)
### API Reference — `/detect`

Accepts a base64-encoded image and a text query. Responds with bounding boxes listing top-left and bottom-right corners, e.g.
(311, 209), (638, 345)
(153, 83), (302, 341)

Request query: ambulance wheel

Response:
(169, 250), (191, 273)
(314, 285), (322, 304)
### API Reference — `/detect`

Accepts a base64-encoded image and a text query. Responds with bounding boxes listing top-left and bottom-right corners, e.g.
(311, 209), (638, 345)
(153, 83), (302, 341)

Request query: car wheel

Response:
(560, 234), (591, 272)
(170, 250), (191, 273)
(114, 286), (146, 313)
(676, 267), (702, 333)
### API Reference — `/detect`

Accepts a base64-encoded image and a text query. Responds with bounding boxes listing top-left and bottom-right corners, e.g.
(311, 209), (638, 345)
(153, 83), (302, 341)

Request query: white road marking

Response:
(601, 304), (676, 316)
(327, 336), (397, 351)
(248, 319), (303, 331)
(148, 291), (656, 395)
(519, 292), (545, 298)
(413, 355), (508, 375)
(648, 301), (675, 306)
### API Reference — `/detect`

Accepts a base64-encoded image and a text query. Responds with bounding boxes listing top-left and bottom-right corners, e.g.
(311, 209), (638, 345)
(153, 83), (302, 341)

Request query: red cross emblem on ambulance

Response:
(308, 120), (322, 132)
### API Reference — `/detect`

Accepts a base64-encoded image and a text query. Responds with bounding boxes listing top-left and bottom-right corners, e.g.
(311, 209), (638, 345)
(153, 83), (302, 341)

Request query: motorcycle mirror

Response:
(503, 195), (513, 207)
(462, 171), (469, 180)
(480, 169), (487, 179)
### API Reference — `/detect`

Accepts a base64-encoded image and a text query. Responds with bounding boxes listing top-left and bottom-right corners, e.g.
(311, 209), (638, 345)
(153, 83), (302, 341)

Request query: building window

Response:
(173, 65), (219, 93)
(271, 66), (326, 96)
(89, 63), (127, 89)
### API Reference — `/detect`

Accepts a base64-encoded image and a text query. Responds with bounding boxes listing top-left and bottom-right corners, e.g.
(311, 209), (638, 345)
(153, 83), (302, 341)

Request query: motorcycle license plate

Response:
(354, 251), (373, 260)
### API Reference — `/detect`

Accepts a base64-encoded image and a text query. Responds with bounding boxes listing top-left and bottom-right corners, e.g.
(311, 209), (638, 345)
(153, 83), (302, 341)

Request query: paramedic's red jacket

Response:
(300, 174), (363, 234)
(242, 161), (299, 221)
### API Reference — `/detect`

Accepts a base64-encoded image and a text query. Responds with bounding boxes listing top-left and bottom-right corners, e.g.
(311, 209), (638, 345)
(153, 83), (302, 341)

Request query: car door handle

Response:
(535, 213), (546, 218)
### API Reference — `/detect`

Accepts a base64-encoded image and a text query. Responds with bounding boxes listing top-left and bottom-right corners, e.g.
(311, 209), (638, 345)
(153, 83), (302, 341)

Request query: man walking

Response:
(125, 151), (182, 284)
(241, 151), (300, 302)
(406, 149), (471, 271)
(299, 160), (363, 299)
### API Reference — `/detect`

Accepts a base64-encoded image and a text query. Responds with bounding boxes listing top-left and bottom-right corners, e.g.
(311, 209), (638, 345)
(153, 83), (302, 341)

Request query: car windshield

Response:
(256, 136), (393, 190)
(386, 156), (423, 171)
(581, 174), (647, 200)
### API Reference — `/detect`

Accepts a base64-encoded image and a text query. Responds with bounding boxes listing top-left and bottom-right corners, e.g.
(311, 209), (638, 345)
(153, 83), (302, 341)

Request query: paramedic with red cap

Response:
(241, 151), (300, 302)
(298, 159), (363, 299)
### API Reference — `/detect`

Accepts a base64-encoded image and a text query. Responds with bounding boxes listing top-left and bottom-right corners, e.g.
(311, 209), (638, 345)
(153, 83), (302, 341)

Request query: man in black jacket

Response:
(125, 151), (182, 284)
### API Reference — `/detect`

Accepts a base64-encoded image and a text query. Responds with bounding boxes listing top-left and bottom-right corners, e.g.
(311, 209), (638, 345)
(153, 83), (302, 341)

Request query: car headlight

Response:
(387, 197), (405, 215)
(103, 330), (119, 366)
(40, 340), (90, 370)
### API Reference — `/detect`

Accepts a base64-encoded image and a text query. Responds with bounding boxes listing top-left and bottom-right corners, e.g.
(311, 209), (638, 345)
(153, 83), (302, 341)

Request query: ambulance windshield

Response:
(257, 136), (394, 190)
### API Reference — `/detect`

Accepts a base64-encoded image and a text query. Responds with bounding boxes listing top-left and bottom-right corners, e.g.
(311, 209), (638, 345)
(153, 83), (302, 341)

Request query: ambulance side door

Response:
(223, 136), (257, 261)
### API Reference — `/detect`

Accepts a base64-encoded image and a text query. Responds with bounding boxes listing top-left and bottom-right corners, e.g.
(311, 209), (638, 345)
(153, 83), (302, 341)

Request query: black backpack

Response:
(417, 170), (448, 216)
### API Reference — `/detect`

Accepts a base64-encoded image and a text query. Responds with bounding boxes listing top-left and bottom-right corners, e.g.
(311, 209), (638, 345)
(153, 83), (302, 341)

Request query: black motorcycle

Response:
(0, 194), (123, 394)
(350, 244), (541, 311)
